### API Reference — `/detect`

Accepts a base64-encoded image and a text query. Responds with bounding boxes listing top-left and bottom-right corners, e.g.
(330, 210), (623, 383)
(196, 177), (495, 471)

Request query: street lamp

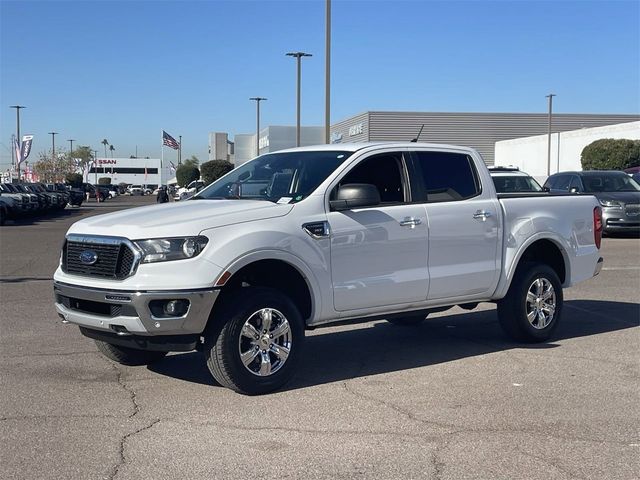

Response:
(546, 93), (556, 177)
(10, 105), (26, 179)
(93, 149), (98, 185)
(249, 97), (267, 157)
(68, 139), (75, 165)
(325, 0), (331, 144)
(286, 52), (312, 147)
(49, 132), (58, 181)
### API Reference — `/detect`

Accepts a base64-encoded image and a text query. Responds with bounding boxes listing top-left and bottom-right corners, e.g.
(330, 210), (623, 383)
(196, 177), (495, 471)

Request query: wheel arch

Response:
(496, 234), (571, 299)
(211, 250), (319, 326)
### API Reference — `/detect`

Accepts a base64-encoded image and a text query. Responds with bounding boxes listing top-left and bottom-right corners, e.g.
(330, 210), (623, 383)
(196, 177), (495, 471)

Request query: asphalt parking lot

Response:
(1, 195), (639, 480)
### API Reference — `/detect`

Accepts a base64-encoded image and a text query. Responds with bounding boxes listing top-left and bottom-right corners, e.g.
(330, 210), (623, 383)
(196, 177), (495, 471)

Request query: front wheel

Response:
(205, 287), (304, 395)
(94, 340), (168, 366)
(497, 262), (563, 342)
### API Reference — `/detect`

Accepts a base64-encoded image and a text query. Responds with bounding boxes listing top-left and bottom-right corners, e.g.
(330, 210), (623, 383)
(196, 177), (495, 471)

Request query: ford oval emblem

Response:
(79, 250), (98, 265)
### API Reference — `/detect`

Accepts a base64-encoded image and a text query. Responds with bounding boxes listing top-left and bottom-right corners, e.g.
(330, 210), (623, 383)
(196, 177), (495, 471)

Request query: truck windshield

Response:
(582, 174), (640, 193)
(194, 150), (354, 203)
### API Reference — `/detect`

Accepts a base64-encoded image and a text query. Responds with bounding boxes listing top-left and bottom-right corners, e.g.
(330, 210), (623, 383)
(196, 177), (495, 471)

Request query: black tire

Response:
(497, 262), (563, 343)
(94, 340), (168, 366)
(205, 287), (304, 395)
(387, 313), (428, 326)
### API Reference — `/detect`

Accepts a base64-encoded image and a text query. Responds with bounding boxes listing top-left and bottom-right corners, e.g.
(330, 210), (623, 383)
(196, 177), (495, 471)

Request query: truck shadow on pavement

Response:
(148, 299), (639, 390)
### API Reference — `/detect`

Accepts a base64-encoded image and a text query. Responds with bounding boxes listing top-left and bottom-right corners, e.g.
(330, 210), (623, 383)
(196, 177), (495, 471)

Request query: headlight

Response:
(598, 199), (622, 209)
(134, 236), (209, 263)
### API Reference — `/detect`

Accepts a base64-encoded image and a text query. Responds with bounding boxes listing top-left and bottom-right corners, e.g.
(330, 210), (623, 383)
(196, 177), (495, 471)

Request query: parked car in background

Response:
(544, 170), (640, 234)
(0, 183), (31, 215)
(488, 166), (543, 193)
(127, 185), (143, 196)
(174, 180), (205, 201)
(0, 190), (15, 225)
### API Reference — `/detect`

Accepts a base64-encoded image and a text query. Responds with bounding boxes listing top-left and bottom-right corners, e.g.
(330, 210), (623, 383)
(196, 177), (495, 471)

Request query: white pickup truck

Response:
(54, 143), (604, 394)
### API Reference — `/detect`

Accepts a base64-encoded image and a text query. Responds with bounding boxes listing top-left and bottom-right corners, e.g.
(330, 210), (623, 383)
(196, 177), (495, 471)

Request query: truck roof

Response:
(275, 142), (478, 154)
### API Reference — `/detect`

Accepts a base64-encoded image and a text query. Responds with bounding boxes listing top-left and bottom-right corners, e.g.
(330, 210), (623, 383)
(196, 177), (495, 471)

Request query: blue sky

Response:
(1, 0), (638, 168)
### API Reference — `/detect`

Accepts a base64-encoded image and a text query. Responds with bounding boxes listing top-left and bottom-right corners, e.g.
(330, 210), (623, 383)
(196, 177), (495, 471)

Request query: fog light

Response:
(149, 299), (190, 318)
(163, 299), (189, 316)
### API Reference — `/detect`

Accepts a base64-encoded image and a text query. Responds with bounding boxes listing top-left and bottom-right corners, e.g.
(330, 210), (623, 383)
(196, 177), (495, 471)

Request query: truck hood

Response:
(67, 199), (294, 239)
(593, 191), (640, 204)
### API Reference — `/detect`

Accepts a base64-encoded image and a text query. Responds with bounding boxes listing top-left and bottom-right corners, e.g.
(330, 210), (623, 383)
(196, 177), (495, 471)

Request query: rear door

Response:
(327, 150), (429, 311)
(410, 149), (500, 300)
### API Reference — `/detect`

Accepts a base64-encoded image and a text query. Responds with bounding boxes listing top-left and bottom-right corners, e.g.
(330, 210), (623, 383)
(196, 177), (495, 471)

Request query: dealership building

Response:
(329, 111), (639, 165)
(87, 157), (166, 186)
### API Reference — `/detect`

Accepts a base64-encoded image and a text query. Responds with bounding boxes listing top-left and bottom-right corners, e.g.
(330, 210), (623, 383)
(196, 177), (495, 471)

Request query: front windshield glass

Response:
(195, 150), (354, 203)
(582, 174), (640, 193)
(492, 175), (542, 193)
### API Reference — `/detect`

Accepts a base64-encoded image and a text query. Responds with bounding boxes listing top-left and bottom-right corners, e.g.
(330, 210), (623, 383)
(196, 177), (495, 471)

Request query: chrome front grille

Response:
(62, 235), (139, 279)
(625, 204), (639, 216)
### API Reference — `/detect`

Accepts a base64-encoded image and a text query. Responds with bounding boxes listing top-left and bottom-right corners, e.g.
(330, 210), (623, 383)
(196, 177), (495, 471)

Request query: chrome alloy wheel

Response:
(525, 278), (556, 329)
(238, 308), (292, 376)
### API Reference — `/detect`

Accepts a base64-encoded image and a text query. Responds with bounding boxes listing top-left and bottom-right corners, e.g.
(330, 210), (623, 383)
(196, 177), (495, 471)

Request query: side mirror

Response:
(570, 187), (580, 194)
(542, 186), (550, 192)
(330, 183), (381, 211)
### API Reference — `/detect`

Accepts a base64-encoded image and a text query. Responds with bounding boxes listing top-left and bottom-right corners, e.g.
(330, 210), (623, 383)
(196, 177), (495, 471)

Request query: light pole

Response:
(10, 105), (26, 179)
(49, 132), (58, 181)
(286, 51), (312, 147)
(179, 135), (182, 164)
(546, 93), (556, 177)
(249, 97), (267, 157)
(325, 0), (331, 144)
(68, 139), (75, 157)
(93, 150), (98, 186)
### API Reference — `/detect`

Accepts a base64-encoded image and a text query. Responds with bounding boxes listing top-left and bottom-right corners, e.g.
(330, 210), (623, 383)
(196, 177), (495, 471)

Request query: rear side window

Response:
(412, 151), (480, 202)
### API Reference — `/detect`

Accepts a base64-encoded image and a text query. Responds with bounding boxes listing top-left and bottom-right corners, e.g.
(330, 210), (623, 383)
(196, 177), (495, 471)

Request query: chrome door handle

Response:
(473, 210), (492, 221)
(399, 217), (422, 228)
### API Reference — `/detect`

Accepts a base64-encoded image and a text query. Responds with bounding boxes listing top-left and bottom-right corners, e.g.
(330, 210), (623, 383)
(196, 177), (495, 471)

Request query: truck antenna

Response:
(411, 124), (425, 143)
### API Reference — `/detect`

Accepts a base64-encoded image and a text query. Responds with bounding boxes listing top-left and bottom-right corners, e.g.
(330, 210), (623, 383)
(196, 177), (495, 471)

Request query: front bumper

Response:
(54, 281), (220, 336)
(602, 209), (640, 232)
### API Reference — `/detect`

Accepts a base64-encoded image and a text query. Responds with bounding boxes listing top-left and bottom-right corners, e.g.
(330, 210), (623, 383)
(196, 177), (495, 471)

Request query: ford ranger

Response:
(54, 143), (604, 394)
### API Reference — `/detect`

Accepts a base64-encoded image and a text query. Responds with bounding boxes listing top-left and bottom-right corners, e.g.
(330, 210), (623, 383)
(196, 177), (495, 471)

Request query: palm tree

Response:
(109, 144), (115, 158)
(101, 139), (109, 158)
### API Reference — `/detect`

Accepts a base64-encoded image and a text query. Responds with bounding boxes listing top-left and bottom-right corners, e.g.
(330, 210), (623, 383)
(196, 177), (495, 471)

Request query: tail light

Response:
(593, 206), (603, 249)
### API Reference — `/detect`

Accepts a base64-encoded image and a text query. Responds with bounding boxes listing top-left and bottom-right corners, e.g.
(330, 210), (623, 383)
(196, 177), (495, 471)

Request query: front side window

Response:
(550, 175), (571, 191)
(412, 151), (480, 202)
(333, 152), (406, 204)
(196, 150), (353, 203)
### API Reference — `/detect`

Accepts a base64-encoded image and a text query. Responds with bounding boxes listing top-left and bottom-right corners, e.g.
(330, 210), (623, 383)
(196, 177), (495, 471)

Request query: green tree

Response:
(98, 177), (112, 185)
(65, 173), (83, 187)
(176, 164), (200, 187)
(109, 144), (115, 158)
(33, 149), (75, 182)
(70, 146), (95, 178)
(581, 139), (640, 171)
(182, 155), (200, 169)
(201, 160), (234, 185)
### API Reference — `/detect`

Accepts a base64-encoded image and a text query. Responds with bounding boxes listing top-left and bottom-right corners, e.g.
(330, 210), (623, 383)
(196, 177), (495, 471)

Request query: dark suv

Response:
(544, 171), (640, 233)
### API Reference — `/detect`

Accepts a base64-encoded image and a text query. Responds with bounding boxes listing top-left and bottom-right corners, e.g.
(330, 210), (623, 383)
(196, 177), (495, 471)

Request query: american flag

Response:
(162, 130), (179, 150)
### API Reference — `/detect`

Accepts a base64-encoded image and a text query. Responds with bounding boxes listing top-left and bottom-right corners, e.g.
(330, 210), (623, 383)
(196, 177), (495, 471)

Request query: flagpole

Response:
(161, 130), (164, 186)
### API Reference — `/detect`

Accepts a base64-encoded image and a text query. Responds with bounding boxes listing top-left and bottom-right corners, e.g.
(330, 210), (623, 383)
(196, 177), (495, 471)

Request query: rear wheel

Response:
(94, 340), (168, 366)
(497, 262), (563, 342)
(205, 287), (304, 395)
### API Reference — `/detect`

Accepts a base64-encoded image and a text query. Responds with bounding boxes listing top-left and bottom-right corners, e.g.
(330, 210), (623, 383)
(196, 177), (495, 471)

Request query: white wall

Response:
(494, 121), (640, 183)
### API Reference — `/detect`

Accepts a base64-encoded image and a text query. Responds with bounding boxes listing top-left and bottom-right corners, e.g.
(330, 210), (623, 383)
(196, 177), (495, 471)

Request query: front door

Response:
(328, 151), (429, 311)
